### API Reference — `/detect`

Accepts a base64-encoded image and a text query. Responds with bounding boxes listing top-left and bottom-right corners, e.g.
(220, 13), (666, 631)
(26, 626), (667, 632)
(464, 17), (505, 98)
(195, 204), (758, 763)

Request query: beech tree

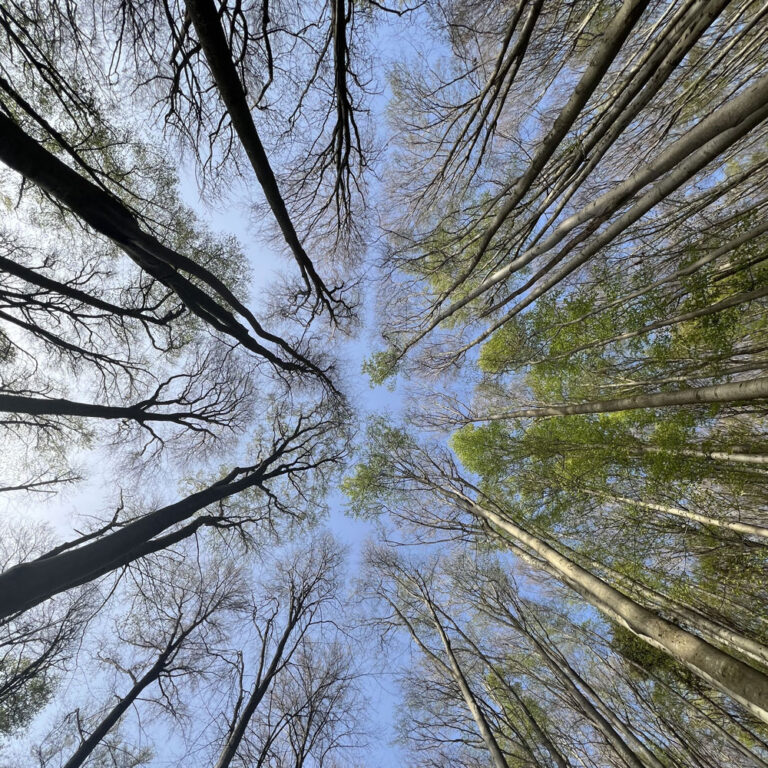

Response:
(210, 534), (362, 767)
(371, 0), (768, 377)
(2, 0), (768, 763)
(346, 423), (768, 735)
(363, 537), (768, 767)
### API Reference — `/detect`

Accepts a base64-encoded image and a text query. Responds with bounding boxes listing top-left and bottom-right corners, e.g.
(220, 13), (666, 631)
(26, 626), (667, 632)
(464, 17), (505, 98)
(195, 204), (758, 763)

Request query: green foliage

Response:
(0, 663), (55, 736)
(362, 350), (401, 386)
(341, 420), (413, 518)
(450, 422), (512, 478)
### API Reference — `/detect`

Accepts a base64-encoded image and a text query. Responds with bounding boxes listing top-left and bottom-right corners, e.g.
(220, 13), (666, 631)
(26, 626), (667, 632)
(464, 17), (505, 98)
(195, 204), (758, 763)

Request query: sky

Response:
(0, 11), (438, 765)
(175, 167), (409, 767)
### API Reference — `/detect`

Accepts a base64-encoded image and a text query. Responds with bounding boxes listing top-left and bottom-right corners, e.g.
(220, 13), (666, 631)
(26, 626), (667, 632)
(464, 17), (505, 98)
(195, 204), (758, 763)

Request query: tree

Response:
(346, 424), (768, 731)
(212, 534), (346, 768)
(0, 396), (348, 619)
(54, 550), (245, 768)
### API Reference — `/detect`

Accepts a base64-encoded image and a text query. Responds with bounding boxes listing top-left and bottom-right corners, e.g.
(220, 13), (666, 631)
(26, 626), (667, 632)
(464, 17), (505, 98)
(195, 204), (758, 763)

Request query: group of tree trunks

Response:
(1, 0), (768, 765)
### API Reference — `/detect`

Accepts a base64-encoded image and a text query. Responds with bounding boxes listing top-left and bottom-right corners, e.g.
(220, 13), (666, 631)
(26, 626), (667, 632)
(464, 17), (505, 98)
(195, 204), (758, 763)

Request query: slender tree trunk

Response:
(642, 446), (768, 468)
(452, 492), (768, 723)
(588, 489), (768, 540)
(214, 615), (301, 768)
(494, 683), (570, 768)
(480, 377), (768, 421)
(425, 601), (510, 768)
(453, 626), (571, 768)
(62, 646), (172, 768)
(444, 0), (652, 292)
(183, 0), (332, 307)
(543, 284), (768, 363)
(523, 626), (651, 768)
(388, 595), (510, 768)
(550, 218), (768, 338)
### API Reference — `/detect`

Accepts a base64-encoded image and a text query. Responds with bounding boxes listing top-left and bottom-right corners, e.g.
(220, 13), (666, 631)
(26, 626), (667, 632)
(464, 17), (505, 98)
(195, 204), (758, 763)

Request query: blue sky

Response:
(0, 12), (442, 764)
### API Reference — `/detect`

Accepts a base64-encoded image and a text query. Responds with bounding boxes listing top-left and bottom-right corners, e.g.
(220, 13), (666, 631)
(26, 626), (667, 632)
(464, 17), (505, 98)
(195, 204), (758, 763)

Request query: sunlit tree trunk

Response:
(479, 377), (768, 421)
(586, 489), (768, 540)
(451, 491), (768, 723)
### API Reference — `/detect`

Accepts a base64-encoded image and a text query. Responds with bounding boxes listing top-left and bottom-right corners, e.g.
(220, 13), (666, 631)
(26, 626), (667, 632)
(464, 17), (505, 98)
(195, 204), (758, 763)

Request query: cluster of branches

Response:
(373, 0), (768, 379)
(346, 0), (768, 762)
(0, 0), (381, 762)
(5, 532), (364, 767)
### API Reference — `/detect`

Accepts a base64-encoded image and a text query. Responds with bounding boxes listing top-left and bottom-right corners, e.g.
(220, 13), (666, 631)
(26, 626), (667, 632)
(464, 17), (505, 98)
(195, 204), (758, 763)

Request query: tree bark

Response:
(0, 393), (211, 426)
(480, 376), (768, 421)
(453, 492), (768, 724)
(426, 601), (510, 768)
(184, 0), (331, 305)
(0, 466), (270, 619)
(589, 489), (768, 540)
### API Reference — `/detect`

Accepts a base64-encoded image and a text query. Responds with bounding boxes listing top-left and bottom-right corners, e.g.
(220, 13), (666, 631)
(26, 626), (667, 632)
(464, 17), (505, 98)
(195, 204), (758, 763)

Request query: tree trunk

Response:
(426, 602), (510, 768)
(183, 0), (329, 303)
(543, 284), (768, 363)
(558, 533), (768, 669)
(523, 624), (651, 768)
(418, 70), (768, 344)
(453, 492), (768, 724)
(0, 393), (208, 426)
(481, 377), (768, 421)
(214, 615), (301, 768)
(588, 489), (768, 540)
(0, 113), (309, 374)
(0, 467), (269, 619)
(62, 647), (172, 768)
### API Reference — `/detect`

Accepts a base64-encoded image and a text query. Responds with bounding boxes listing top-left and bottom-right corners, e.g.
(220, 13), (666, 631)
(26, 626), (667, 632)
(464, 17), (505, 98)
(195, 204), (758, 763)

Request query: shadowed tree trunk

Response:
(183, 0), (335, 312)
(0, 113), (317, 376)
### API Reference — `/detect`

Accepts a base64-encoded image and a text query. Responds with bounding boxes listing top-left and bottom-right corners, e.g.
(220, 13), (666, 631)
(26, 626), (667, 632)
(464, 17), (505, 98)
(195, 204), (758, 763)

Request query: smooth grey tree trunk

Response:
(480, 376), (768, 421)
(452, 492), (768, 724)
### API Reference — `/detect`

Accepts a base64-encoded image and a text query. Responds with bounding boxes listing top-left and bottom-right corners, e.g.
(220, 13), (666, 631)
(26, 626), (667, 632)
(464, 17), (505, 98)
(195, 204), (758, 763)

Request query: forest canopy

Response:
(1, 0), (768, 765)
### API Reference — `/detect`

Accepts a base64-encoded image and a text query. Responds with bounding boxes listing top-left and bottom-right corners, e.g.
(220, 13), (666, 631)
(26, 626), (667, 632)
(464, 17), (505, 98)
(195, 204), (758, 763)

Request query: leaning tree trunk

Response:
(183, 0), (330, 305)
(480, 377), (768, 421)
(450, 491), (768, 724)
(0, 393), (211, 427)
(425, 600), (510, 768)
(451, 622), (572, 768)
(62, 644), (174, 768)
(214, 613), (301, 768)
(422, 70), (768, 346)
(0, 466), (270, 619)
(487, 595), (658, 768)
(565, 540), (768, 669)
(0, 113), (312, 375)
(586, 489), (768, 541)
(542, 284), (768, 364)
